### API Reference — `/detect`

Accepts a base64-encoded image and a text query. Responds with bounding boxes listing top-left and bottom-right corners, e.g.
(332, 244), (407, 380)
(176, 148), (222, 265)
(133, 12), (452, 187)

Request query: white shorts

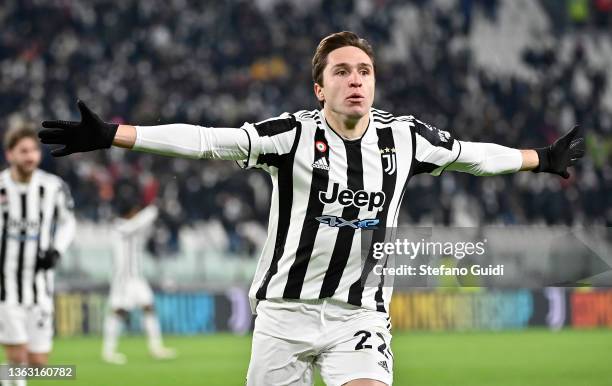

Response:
(247, 299), (393, 386)
(109, 278), (154, 310)
(0, 303), (54, 353)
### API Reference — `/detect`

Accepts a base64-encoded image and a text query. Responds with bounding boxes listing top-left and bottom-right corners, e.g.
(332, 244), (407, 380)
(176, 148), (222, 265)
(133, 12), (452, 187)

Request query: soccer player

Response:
(0, 124), (76, 384)
(102, 198), (176, 364)
(39, 31), (584, 386)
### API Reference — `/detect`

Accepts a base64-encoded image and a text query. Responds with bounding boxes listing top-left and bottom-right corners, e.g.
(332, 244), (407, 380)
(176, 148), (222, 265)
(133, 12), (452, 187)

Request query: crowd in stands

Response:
(1, 0), (610, 255)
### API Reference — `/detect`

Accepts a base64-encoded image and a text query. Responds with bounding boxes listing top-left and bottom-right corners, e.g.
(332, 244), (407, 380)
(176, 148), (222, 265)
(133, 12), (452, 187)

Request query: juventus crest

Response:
(380, 147), (396, 175)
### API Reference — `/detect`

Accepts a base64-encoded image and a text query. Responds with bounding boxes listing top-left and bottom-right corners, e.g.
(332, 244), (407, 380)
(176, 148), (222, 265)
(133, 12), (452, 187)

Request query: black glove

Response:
(39, 100), (118, 157)
(36, 248), (61, 270)
(532, 125), (585, 179)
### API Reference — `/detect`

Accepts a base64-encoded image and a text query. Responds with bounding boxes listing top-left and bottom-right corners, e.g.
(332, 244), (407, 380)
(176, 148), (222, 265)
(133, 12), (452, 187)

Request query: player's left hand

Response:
(532, 125), (585, 179)
(36, 248), (61, 270)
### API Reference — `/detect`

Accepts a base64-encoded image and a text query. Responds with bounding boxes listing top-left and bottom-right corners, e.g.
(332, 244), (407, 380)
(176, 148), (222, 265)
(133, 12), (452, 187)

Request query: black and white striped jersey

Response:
(0, 169), (76, 308)
(111, 205), (158, 283)
(241, 108), (461, 313)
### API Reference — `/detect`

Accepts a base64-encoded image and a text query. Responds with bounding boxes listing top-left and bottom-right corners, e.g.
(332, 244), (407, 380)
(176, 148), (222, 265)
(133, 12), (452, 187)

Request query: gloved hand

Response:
(36, 248), (61, 270)
(40, 100), (118, 157)
(532, 125), (585, 179)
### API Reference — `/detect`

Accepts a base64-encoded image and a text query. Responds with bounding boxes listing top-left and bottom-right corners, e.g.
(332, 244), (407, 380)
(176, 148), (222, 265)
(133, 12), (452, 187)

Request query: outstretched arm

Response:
(117, 205), (159, 235)
(443, 127), (585, 179)
(40, 100), (250, 160)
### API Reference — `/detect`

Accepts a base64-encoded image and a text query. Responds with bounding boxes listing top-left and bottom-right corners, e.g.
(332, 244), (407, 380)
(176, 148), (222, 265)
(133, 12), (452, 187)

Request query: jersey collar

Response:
(318, 109), (377, 145)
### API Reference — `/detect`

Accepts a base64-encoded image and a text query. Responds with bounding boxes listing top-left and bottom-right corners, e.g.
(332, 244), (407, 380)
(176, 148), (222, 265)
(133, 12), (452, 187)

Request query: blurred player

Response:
(0, 124), (75, 384)
(102, 195), (176, 365)
(40, 31), (584, 386)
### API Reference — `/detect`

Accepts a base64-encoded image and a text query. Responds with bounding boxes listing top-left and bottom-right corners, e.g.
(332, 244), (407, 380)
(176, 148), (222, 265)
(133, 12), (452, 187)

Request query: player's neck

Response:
(10, 167), (33, 184)
(323, 108), (369, 140)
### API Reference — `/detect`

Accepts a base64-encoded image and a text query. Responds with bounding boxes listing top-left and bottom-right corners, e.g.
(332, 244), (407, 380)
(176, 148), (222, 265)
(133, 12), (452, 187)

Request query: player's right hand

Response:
(40, 100), (118, 157)
(36, 248), (61, 270)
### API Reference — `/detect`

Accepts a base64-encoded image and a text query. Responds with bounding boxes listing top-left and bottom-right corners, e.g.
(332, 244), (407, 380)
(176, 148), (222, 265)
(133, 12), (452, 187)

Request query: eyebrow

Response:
(331, 62), (373, 70)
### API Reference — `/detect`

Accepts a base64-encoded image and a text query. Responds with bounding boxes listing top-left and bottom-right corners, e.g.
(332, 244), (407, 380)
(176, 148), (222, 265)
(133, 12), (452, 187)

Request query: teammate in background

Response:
(102, 196), (176, 365)
(0, 124), (75, 385)
(40, 31), (584, 386)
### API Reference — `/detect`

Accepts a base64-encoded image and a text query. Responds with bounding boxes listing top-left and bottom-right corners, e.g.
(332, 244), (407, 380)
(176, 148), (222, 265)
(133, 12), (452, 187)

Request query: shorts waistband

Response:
(263, 297), (363, 311)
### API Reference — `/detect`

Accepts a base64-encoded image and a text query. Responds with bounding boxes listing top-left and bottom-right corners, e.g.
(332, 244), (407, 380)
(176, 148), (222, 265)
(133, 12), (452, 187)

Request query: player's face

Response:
(6, 137), (41, 176)
(315, 46), (375, 119)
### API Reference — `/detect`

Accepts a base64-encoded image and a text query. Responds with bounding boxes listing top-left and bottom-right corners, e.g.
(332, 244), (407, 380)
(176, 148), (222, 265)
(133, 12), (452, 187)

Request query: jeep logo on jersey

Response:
(319, 183), (386, 212)
(7, 218), (40, 230)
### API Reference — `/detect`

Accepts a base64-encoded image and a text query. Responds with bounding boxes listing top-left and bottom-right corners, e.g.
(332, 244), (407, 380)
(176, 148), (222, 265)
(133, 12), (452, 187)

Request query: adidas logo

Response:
(312, 157), (330, 171)
(377, 360), (389, 373)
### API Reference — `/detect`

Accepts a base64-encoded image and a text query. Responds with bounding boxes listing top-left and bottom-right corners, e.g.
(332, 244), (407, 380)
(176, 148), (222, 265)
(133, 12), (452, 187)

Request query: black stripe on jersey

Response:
(299, 111), (318, 120)
(373, 117), (397, 126)
(0, 188), (7, 301)
(413, 161), (440, 175)
(283, 127), (329, 298)
(254, 115), (297, 137)
(50, 203), (59, 247)
(371, 109), (392, 118)
(256, 153), (285, 169)
(299, 111), (323, 127)
(319, 141), (364, 299)
(255, 116), (299, 169)
(372, 112), (414, 126)
(16, 193), (27, 304)
(255, 122), (303, 300)
(347, 127), (397, 310)
(33, 186), (45, 304)
(413, 120), (453, 150)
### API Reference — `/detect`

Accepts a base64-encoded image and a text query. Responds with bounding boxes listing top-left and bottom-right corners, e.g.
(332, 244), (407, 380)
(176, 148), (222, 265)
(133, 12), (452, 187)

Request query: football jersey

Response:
(0, 169), (75, 308)
(241, 108), (460, 313)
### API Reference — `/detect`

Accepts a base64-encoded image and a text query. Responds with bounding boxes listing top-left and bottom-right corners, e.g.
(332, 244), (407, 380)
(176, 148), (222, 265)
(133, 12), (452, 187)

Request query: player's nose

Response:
(348, 71), (362, 87)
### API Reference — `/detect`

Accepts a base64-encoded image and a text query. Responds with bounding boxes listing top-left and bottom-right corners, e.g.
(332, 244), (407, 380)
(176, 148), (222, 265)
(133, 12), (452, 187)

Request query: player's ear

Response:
(314, 83), (325, 102)
(314, 83), (325, 104)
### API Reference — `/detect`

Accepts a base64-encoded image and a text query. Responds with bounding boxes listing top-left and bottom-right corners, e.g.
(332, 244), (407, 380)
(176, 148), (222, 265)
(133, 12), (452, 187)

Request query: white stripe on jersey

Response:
(0, 169), (75, 307)
(242, 108), (460, 314)
(111, 206), (158, 283)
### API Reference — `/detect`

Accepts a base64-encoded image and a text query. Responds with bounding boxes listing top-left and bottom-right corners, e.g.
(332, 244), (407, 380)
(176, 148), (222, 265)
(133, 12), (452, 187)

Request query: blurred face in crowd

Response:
(6, 137), (41, 178)
(314, 45), (375, 120)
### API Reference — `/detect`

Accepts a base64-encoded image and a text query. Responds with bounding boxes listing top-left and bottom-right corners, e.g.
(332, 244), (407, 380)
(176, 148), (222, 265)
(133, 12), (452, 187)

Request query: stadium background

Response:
(1, 0), (611, 385)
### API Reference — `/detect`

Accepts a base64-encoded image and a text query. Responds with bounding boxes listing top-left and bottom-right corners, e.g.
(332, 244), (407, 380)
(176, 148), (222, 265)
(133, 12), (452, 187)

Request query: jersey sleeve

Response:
(411, 118), (461, 176)
(239, 113), (300, 173)
(53, 180), (76, 254)
(116, 205), (159, 235)
(133, 114), (300, 174)
(134, 124), (251, 160)
(444, 141), (522, 176)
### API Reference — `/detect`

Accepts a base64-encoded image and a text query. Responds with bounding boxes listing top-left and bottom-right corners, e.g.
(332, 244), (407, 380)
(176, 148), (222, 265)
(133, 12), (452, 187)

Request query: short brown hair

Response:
(312, 31), (376, 90)
(3, 124), (39, 151)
